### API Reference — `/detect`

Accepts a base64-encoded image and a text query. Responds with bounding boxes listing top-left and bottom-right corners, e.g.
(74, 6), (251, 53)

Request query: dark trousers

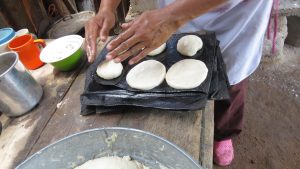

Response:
(214, 79), (248, 141)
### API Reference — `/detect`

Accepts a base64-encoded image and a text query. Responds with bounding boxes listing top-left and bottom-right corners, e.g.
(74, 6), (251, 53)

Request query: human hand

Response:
(106, 9), (181, 65)
(84, 9), (116, 63)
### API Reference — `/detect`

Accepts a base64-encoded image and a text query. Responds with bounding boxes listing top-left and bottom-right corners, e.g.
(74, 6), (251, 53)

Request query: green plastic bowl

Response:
(40, 35), (84, 71)
(51, 47), (83, 71)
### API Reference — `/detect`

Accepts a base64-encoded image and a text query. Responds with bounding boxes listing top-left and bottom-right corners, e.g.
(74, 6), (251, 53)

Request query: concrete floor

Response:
(214, 44), (300, 169)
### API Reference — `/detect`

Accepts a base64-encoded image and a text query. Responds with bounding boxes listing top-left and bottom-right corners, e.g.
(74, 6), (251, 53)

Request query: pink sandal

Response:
(213, 139), (234, 166)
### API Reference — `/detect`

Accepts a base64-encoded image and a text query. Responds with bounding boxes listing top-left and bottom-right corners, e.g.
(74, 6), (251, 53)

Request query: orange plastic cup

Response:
(8, 34), (45, 70)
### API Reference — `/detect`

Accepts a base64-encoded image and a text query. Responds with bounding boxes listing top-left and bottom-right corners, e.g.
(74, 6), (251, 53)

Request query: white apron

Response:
(158, 0), (273, 85)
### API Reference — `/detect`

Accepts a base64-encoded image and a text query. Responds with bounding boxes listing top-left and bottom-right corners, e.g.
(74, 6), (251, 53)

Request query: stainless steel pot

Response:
(0, 52), (43, 117)
(46, 11), (95, 39)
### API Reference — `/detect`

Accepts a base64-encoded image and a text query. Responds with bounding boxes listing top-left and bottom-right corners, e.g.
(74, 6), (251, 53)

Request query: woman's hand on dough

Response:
(84, 9), (115, 63)
(106, 10), (180, 65)
(105, 0), (226, 65)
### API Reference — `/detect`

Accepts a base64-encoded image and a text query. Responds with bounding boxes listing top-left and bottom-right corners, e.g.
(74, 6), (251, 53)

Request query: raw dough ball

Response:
(96, 60), (123, 80)
(148, 43), (166, 56)
(177, 35), (203, 56)
(126, 60), (166, 90)
(74, 156), (149, 169)
(166, 59), (208, 89)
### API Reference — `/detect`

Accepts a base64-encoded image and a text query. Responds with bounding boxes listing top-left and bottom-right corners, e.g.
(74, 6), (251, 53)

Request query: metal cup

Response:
(0, 52), (43, 117)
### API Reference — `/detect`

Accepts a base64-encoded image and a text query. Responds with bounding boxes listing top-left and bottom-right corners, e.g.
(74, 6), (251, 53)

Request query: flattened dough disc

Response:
(74, 156), (147, 169)
(148, 43), (166, 56)
(177, 35), (203, 57)
(126, 60), (166, 90)
(96, 60), (123, 80)
(166, 59), (208, 89)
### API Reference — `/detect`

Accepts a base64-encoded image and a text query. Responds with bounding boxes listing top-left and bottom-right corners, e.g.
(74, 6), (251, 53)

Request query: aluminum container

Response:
(16, 128), (203, 169)
(0, 52), (43, 117)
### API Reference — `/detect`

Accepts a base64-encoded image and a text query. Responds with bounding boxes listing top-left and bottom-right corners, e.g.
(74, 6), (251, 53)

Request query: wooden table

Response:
(0, 46), (214, 169)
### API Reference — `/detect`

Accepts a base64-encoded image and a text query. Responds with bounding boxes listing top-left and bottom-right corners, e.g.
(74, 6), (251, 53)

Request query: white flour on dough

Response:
(126, 60), (166, 90)
(74, 156), (150, 169)
(96, 60), (123, 80)
(166, 59), (208, 89)
(148, 43), (166, 56)
(177, 35), (203, 57)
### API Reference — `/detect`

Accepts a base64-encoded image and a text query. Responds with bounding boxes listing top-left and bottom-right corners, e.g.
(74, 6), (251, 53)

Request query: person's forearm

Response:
(161, 0), (228, 28)
(99, 0), (121, 12)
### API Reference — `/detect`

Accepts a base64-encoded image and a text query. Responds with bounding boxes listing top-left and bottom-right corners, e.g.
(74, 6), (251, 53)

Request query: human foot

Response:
(213, 139), (234, 166)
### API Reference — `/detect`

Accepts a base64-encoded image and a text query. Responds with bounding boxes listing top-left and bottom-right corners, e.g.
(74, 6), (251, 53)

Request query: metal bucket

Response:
(16, 128), (203, 169)
(0, 52), (43, 117)
(46, 11), (95, 39)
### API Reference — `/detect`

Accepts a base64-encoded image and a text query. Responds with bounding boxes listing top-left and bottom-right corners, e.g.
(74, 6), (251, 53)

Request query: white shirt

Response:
(158, 0), (273, 85)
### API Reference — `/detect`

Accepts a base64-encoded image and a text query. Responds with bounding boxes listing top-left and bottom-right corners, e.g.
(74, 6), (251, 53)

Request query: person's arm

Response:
(107, 0), (228, 65)
(161, 0), (228, 26)
(85, 0), (121, 62)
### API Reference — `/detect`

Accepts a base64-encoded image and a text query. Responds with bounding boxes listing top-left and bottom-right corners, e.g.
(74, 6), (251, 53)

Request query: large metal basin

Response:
(16, 128), (203, 169)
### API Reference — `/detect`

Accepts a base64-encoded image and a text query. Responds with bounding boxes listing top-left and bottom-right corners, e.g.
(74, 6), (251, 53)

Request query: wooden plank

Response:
(37, 0), (49, 18)
(200, 101), (214, 169)
(0, 59), (85, 169)
(64, 0), (78, 13)
(21, 0), (49, 33)
(28, 63), (92, 155)
(22, 0), (38, 33)
(112, 109), (202, 161)
(0, 0), (35, 31)
(0, 0), (49, 35)
(53, 0), (71, 16)
(29, 64), (204, 163)
(0, 9), (11, 27)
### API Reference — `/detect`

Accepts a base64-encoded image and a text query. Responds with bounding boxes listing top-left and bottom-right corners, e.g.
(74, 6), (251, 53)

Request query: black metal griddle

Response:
(80, 32), (229, 115)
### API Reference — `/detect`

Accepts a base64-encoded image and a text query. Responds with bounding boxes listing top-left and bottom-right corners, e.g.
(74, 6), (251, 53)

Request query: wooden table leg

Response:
(200, 101), (214, 169)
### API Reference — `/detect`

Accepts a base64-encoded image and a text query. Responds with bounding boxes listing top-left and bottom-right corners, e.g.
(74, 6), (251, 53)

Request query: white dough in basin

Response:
(177, 35), (203, 57)
(148, 43), (166, 56)
(166, 59), (208, 89)
(96, 60), (123, 80)
(74, 156), (149, 169)
(126, 60), (166, 90)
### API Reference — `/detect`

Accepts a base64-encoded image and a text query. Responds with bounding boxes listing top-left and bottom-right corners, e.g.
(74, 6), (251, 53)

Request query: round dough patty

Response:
(148, 43), (166, 56)
(126, 60), (166, 90)
(177, 35), (203, 57)
(74, 156), (148, 169)
(96, 60), (123, 80)
(166, 59), (208, 89)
